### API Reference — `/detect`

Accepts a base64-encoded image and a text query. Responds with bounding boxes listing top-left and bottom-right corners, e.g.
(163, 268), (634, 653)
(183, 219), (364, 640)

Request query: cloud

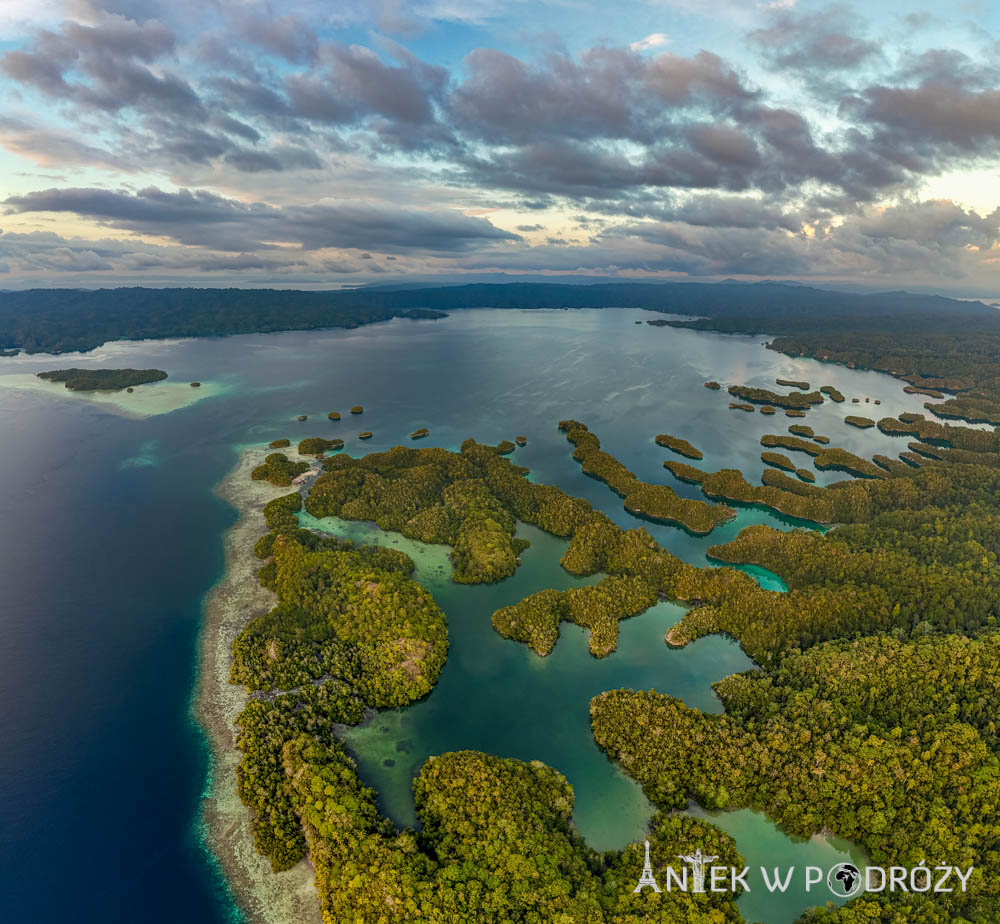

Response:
(4, 185), (521, 253)
(749, 3), (881, 88)
(0, 2), (999, 290)
(630, 33), (669, 52)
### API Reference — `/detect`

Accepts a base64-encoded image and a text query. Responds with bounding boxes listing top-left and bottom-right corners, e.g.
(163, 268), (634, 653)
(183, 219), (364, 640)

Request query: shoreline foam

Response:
(193, 446), (322, 924)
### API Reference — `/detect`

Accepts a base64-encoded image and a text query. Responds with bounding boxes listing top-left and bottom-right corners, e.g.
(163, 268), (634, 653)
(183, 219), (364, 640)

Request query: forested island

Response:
(36, 367), (167, 391)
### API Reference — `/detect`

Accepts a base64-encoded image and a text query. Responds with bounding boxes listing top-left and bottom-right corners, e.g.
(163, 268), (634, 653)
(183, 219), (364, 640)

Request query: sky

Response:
(2, 0), (1000, 294)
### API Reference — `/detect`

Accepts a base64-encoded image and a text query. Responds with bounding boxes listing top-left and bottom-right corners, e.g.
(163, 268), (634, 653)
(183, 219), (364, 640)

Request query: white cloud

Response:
(630, 32), (670, 52)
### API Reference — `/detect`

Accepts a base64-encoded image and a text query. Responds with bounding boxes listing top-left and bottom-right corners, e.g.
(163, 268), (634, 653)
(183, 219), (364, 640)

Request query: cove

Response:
(300, 512), (758, 851)
(685, 803), (868, 924)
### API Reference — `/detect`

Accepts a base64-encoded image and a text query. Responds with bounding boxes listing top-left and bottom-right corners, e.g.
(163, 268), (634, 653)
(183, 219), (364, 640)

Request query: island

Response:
(36, 367), (167, 391)
(654, 433), (703, 460)
(268, 439), (291, 449)
(410, 427), (430, 439)
(784, 409), (807, 417)
(759, 405), (776, 415)
(729, 402), (754, 412)
(776, 378), (809, 388)
(298, 437), (344, 455)
(728, 384), (823, 409)
(820, 385), (845, 402)
(560, 419), (734, 534)
(401, 308), (449, 320)
(350, 405), (364, 415)
(788, 424), (814, 438)
(761, 451), (795, 471)
(515, 435), (527, 446)
(844, 415), (875, 428)
(704, 380), (721, 389)
(358, 431), (373, 439)
(250, 452), (310, 486)
(327, 411), (341, 421)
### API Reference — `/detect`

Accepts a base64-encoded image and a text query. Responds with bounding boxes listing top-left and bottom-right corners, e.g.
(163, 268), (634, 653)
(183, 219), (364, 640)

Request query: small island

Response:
(761, 451), (796, 471)
(190, 382), (201, 388)
(845, 415), (875, 429)
(904, 384), (945, 398)
(496, 439), (516, 454)
(298, 437), (344, 455)
(328, 411), (341, 421)
(410, 428), (430, 439)
(788, 424), (814, 438)
(401, 308), (449, 320)
(351, 405), (364, 414)
(729, 402), (754, 412)
(515, 435), (527, 446)
(795, 468), (815, 482)
(250, 452), (310, 486)
(776, 378), (809, 389)
(37, 368), (167, 391)
(820, 385), (845, 402)
(785, 409), (807, 417)
(268, 438), (291, 449)
(728, 384), (823, 409)
(704, 381), (721, 389)
(358, 431), (373, 439)
(654, 433), (703, 460)
(297, 415), (308, 421)
(760, 405), (776, 415)
(662, 458), (706, 484)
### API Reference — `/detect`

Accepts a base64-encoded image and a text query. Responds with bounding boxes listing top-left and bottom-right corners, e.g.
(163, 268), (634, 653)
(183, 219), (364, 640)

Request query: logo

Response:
(634, 842), (975, 898)
(827, 863), (863, 898)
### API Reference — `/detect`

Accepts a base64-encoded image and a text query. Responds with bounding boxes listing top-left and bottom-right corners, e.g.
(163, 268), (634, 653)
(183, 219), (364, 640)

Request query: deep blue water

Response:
(0, 309), (932, 923)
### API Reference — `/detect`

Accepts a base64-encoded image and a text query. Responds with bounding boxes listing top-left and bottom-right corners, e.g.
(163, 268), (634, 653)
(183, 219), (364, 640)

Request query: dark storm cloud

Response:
(4, 186), (521, 253)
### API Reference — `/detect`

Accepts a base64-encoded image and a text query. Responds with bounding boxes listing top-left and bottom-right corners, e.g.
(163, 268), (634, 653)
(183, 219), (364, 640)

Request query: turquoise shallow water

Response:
(0, 308), (932, 923)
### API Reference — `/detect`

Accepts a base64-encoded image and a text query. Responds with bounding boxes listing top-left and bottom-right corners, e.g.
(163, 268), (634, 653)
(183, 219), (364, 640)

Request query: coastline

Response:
(193, 446), (322, 924)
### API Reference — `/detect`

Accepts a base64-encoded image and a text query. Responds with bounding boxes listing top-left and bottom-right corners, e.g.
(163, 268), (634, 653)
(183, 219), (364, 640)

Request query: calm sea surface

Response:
(0, 308), (930, 923)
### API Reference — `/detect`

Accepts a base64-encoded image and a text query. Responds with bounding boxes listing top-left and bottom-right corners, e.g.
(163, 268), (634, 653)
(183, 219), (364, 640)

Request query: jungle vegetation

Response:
(227, 291), (1000, 921)
(298, 437), (344, 456)
(654, 433), (703, 460)
(36, 367), (167, 390)
(250, 452), (310, 486)
(561, 420), (734, 534)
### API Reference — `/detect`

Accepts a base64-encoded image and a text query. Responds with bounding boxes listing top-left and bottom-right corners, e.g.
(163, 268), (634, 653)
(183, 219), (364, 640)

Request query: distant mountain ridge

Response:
(0, 281), (996, 354)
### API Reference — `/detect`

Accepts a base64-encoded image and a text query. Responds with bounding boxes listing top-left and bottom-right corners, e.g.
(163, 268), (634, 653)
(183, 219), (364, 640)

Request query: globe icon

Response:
(827, 863), (863, 898)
